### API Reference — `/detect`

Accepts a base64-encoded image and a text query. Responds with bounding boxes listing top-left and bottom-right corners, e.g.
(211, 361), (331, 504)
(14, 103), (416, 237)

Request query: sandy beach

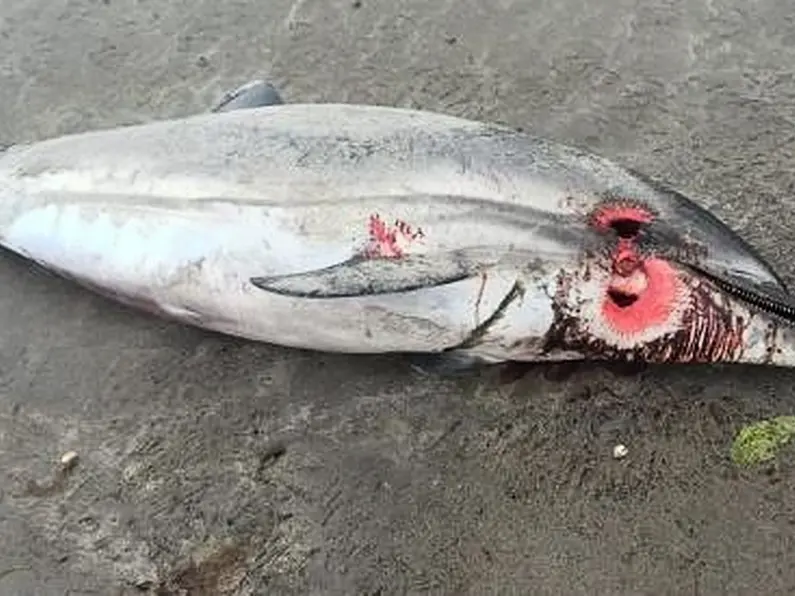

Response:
(2, 0), (795, 593)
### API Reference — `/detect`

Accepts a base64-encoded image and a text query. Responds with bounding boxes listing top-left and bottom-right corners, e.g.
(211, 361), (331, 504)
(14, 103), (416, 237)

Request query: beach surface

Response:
(2, 0), (795, 593)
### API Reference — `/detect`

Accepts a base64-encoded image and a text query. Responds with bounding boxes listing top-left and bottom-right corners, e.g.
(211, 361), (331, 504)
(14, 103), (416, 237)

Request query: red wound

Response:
(365, 214), (401, 258)
(601, 258), (681, 335)
(588, 200), (680, 335)
(612, 238), (641, 276)
(363, 214), (424, 259)
(590, 202), (654, 235)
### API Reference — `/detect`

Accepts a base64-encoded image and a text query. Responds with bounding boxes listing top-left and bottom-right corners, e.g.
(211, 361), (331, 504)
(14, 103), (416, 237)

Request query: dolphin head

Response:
(532, 180), (795, 366)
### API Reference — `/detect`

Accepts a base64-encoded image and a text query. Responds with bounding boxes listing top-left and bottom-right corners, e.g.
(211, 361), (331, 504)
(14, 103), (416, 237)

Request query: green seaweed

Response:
(731, 416), (795, 467)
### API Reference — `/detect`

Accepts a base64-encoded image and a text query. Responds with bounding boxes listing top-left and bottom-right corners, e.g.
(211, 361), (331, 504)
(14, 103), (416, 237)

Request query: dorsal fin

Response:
(211, 79), (284, 113)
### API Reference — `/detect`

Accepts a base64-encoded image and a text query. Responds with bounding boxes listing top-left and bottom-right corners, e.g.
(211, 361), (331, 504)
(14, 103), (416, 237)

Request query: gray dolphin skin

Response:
(2, 80), (795, 368)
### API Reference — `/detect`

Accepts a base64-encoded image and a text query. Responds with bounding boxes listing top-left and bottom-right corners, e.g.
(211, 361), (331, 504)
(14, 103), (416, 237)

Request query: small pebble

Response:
(613, 444), (628, 459)
(60, 451), (79, 469)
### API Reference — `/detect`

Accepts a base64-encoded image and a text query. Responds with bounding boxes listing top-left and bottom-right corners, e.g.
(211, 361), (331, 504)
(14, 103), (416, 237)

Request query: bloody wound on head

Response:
(590, 201), (681, 336)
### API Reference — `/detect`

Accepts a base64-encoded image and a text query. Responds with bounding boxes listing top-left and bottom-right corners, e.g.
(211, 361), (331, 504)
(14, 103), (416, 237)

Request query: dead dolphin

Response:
(1, 80), (794, 367)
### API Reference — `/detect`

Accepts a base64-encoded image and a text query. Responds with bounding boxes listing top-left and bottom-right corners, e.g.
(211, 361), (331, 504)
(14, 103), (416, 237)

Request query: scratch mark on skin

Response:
(474, 271), (487, 326)
(394, 218), (425, 240)
(454, 280), (525, 350)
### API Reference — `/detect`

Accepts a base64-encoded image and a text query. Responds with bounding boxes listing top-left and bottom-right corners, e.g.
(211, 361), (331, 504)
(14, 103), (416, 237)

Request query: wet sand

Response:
(2, 0), (795, 594)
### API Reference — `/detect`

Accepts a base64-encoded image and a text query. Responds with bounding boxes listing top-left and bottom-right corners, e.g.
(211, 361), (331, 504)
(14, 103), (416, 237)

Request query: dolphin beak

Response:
(647, 181), (789, 298)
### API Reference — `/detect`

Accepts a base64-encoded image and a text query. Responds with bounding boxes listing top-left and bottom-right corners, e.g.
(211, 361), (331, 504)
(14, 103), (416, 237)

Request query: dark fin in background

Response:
(404, 351), (492, 378)
(211, 79), (284, 113)
(406, 357), (648, 383)
(250, 253), (488, 298)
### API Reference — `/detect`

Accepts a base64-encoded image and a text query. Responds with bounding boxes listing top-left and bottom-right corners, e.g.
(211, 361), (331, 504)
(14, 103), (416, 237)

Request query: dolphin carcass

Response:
(0, 81), (793, 367)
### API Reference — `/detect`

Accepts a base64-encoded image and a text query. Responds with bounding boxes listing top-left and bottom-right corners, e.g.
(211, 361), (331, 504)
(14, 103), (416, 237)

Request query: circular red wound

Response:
(590, 202), (654, 235)
(601, 258), (681, 335)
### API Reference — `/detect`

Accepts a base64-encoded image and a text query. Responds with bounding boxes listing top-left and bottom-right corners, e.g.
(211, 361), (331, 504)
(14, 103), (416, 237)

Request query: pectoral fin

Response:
(249, 254), (488, 298)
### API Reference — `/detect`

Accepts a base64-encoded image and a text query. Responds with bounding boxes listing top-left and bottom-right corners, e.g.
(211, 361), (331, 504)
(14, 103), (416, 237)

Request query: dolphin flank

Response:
(1, 80), (795, 367)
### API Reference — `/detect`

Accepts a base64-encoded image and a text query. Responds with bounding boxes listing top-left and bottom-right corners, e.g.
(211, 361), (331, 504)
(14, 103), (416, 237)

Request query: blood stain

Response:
(590, 200), (655, 236)
(590, 200), (682, 335)
(364, 213), (424, 258)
